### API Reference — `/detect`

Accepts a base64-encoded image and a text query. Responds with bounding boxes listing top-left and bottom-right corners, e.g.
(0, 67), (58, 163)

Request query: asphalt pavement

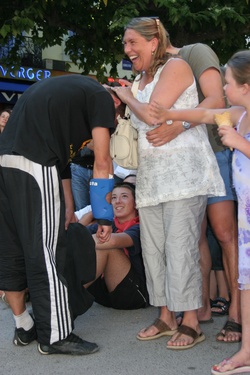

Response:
(0, 299), (244, 375)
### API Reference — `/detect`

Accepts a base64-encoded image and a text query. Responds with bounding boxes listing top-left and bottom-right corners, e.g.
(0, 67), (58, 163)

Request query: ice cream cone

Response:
(214, 112), (234, 151)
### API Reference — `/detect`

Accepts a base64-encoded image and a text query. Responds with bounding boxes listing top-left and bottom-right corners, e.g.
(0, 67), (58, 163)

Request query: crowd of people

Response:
(0, 15), (249, 375)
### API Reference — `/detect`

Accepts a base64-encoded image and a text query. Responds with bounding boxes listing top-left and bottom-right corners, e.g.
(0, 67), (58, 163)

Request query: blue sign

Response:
(0, 65), (51, 82)
(0, 91), (23, 104)
(0, 82), (31, 92)
(0, 81), (32, 103)
(122, 59), (132, 71)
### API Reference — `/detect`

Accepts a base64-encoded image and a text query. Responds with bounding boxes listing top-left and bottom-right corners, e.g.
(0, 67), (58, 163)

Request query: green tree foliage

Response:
(0, 0), (249, 80)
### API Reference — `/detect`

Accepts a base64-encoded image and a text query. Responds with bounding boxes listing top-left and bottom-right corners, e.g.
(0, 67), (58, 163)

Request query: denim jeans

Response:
(70, 163), (93, 210)
(208, 148), (237, 204)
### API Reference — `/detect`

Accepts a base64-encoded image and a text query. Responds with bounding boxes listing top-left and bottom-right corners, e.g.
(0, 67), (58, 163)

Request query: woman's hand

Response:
(118, 79), (132, 87)
(111, 86), (134, 104)
(96, 225), (112, 243)
(149, 100), (170, 125)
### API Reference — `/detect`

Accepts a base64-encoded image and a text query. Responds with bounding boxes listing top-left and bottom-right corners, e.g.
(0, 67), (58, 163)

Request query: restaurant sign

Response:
(0, 65), (51, 82)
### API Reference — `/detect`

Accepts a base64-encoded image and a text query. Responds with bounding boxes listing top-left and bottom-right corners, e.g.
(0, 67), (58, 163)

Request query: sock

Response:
(14, 310), (34, 331)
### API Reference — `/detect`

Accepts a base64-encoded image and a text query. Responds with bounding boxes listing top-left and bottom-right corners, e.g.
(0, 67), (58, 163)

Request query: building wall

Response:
(42, 43), (132, 79)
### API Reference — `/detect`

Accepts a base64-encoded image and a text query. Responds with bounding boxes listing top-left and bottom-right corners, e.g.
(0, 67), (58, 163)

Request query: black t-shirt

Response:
(0, 75), (115, 174)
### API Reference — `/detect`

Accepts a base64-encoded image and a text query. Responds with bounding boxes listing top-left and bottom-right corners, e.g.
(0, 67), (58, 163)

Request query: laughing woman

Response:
(112, 17), (225, 349)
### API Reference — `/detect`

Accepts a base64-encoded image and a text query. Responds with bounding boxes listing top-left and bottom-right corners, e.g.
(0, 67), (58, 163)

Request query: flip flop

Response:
(211, 358), (250, 374)
(211, 365), (250, 375)
(216, 321), (242, 343)
(166, 325), (205, 350)
(136, 318), (177, 341)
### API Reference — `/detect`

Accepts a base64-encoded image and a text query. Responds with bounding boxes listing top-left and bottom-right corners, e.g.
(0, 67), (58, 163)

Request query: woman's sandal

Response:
(136, 318), (177, 341)
(211, 358), (250, 374)
(210, 297), (230, 316)
(216, 321), (242, 343)
(166, 325), (205, 350)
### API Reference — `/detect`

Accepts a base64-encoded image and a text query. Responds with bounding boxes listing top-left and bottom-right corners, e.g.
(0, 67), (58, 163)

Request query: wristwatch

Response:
(182, 121), (191, 130)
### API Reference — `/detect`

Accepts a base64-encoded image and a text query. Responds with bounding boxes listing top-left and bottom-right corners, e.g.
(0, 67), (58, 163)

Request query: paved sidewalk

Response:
(0, 300), (242, 375)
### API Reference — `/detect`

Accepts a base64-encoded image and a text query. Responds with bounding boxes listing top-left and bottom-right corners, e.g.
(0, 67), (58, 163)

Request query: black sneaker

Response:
(13, 324), (37, 346)
(37, 333), (99, 355)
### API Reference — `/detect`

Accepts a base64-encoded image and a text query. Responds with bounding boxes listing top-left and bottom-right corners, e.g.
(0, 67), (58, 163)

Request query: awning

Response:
(0, 81), (31, 92)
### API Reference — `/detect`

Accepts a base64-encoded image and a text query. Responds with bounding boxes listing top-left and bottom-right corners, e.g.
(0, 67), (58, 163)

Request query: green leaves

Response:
(0, 0), (249, 78)
(0, 24), (11, 38)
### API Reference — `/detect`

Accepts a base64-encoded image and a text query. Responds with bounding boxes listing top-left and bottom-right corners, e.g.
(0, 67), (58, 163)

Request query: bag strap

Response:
(125, 76), (140, 118)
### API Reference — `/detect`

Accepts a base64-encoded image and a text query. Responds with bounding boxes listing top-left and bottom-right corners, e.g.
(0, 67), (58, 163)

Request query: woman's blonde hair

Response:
(124, 17), (170, 78)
